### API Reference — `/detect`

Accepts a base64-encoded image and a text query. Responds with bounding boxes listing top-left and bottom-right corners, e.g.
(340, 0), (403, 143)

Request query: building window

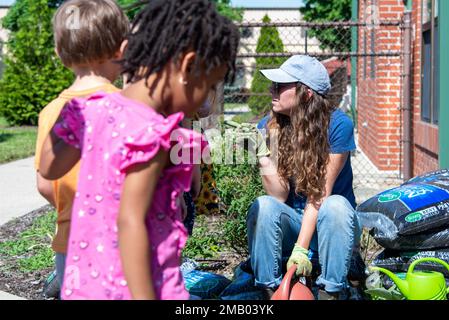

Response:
(421, 0), (439, 125)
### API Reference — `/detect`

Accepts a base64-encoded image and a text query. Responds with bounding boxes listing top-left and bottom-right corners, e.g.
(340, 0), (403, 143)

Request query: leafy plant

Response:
(184, 215), (221, 259)
(209, 122), (266, 254)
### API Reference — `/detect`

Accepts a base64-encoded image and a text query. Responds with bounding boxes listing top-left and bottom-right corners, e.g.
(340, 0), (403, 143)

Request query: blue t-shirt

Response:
(257, 109), (357, 209)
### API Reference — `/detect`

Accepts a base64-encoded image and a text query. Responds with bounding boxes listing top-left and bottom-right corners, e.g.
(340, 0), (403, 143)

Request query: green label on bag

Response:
(378, 191), (401, 203)
(405, 211), (423, 223)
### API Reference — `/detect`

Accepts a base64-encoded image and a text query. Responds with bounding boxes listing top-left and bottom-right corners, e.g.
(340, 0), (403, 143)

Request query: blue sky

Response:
(0, 0), (14, 6)
(231, 0), (303, 8)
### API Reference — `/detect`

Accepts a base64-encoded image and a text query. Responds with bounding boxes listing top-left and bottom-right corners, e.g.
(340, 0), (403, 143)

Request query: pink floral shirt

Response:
(54, 92), (203, 300)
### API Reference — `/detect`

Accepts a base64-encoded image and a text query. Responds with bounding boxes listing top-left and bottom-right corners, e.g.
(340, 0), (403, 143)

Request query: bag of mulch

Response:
(372, 256), (408, 274)
(370, 225), (449, 251)
(358, 170), (449, 249)
(372, 249), (449, 277)
(406, 169), (449, 185)
(404, 249), (449, 277)
(183, 270), (232, 300)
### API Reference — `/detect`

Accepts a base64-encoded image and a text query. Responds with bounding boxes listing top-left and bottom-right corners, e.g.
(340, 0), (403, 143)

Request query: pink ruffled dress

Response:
(53, 92), (203, 300)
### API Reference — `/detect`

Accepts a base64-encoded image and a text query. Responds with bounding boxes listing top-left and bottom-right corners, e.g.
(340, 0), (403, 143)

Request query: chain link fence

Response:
(223, 18), (407, 204)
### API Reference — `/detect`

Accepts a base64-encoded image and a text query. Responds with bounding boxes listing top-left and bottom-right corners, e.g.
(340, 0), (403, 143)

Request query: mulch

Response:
(0, 205), (55, 300)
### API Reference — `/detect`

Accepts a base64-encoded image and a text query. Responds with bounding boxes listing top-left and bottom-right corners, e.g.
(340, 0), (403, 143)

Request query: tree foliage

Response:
(300, 0), (352, 52)
(0, 0), (73, 125)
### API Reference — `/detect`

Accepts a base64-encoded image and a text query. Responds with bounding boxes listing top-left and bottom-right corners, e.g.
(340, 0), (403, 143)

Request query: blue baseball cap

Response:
(260, 55), (331, 96)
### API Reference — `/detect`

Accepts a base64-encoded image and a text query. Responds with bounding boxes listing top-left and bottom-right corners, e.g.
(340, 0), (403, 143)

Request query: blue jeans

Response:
(55, 253), (67, 288)
(246, 195), (362, 293)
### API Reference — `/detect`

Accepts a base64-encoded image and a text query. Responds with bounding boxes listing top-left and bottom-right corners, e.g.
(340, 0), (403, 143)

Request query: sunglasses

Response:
(269, 82), (298, 95)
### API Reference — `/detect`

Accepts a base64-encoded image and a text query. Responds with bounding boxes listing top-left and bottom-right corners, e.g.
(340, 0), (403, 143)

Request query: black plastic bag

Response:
(358, 170), (449, 236)
(372, 249), (449, 277)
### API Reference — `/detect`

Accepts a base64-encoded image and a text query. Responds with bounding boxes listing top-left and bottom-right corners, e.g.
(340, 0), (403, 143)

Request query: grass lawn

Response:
(0, 116), (37, 164)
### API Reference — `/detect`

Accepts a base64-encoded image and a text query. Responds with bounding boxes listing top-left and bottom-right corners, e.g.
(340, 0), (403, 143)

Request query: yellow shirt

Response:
(35, 84), (120, 253)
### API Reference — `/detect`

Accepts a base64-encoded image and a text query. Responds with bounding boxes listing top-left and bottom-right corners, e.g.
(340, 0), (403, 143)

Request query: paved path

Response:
(0, 157), (46, 300)
(0, 157), (47, 225)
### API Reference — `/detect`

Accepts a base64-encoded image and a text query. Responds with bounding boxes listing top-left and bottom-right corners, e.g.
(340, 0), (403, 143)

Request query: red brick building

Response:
(357, 0), (441, 177)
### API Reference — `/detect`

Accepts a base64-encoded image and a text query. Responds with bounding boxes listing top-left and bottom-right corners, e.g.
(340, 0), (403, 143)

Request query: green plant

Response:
(300, 0), (352, 52)
(0, 211), (57, 272)
(0, 0), (73, 125)
(214, 160), (264, 254)
(184, 215), (221, 259)
(208, 122), (266, 254)
(248, 15), (286, 116)
(212, 0), (243, 21)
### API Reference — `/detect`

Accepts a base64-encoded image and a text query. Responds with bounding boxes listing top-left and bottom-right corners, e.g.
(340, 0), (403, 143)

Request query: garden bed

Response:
(0, 205), (56, 300)
(0, 206), (245, 300)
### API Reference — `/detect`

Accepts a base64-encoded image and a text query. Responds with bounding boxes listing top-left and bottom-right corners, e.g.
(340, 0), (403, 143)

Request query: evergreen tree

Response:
(248, 15), (286, 115)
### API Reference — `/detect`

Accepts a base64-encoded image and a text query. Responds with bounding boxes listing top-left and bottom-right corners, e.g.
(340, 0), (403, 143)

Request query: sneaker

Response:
(43, 270), (60, 299)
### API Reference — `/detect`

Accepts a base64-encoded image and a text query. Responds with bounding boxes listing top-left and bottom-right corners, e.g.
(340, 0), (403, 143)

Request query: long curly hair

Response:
(267, 83), (335, 201)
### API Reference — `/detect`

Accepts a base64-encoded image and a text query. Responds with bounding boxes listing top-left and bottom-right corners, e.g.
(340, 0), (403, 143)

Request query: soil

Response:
(0, 205), (55, 300)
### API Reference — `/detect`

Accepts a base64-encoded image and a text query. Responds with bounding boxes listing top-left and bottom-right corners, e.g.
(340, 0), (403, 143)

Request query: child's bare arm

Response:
(39, 129), (81, 180)
(118, 149), (168, 300)
(36, 172), (56, 207)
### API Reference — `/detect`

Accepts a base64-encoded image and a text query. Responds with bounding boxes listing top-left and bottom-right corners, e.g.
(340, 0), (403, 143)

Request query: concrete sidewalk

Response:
(0, 156), (47, 300)
(0, 157), (47, 225)
(0, 291), (26, 300)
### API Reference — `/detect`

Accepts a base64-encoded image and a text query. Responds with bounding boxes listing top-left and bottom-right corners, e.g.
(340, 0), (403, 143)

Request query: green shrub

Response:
(248, 15), (286, 116)
(208, 122), (266, 254)
(0, 0), (73, 125)
(214, 160), (264, 254)
(183, 215), (221, 259)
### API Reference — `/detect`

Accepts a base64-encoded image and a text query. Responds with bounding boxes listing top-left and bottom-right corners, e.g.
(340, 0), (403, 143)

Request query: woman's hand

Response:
(287, 244), (312, 276)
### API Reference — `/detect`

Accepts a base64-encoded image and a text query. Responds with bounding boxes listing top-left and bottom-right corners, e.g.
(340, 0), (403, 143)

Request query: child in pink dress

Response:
(39, 0), (240, 300)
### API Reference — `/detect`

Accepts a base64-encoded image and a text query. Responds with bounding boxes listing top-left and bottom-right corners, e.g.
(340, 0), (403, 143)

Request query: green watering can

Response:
(371, 258), (449, 300)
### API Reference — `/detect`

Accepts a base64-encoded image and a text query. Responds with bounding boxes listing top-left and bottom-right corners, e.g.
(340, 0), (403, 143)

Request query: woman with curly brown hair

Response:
(246, 55), (363, 300)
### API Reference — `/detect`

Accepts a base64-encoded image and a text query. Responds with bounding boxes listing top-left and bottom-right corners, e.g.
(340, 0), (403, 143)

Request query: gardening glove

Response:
(287, 244), (313, 277)
(225, 121), (270, 158)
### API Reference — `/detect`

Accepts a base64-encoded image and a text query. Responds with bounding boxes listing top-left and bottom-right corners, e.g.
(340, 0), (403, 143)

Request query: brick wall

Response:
(410, 0), (440, 175)
(357, 0), (403, 172)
